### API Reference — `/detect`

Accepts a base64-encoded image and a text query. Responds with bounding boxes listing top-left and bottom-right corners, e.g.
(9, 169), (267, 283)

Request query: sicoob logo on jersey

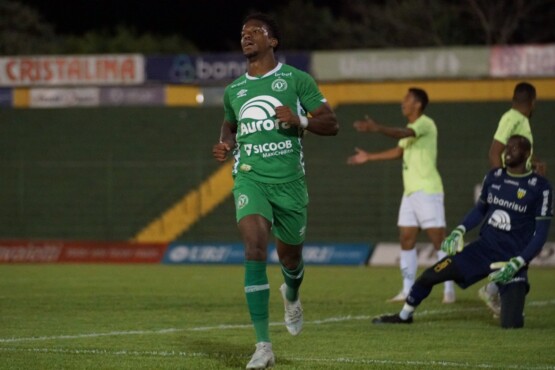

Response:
(237, 95), (294, 158)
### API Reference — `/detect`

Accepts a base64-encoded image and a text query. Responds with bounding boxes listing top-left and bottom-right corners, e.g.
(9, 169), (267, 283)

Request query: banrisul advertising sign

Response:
(146, 52), (310, 85)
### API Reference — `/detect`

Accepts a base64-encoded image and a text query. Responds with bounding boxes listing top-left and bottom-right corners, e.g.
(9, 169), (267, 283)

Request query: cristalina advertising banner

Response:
(0, 241), (167, 263)
(0, 55), (145, 86)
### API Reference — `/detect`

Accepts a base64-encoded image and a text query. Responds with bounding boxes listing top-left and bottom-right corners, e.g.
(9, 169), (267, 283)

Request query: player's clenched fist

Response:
(213, 142), (231, 162)
(275, 105), (299, 126)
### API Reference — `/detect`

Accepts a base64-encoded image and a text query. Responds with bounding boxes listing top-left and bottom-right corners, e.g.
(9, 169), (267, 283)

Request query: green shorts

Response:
(233, 175), (309, 245)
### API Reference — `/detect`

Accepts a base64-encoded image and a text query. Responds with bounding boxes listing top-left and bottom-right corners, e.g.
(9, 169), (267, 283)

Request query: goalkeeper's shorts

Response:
(451, 239), (529, 289)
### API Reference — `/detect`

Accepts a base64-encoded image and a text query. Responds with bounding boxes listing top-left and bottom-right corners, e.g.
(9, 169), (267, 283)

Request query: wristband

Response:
(299, 116), (309, 128)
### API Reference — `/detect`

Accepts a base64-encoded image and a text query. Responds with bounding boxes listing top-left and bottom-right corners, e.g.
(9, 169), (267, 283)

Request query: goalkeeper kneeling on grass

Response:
(373, 135), (552, 328)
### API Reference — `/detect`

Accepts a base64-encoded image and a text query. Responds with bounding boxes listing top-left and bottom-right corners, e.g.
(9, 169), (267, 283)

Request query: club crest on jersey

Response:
(271, 78), (288, 92)
(517, 188), (526, 199)
(237, 194), (249, 209)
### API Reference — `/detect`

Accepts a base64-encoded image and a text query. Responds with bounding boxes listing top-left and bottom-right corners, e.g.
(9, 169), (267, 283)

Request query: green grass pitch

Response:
(1, 264), (554, 369)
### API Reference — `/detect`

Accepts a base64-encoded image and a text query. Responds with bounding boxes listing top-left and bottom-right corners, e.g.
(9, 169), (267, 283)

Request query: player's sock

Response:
(437, 250), (455, 293)
(244, 260), (270, 343)
(399, 303), (415, 320)
(400, 249), (417, 295)
(280, 259), (304, 301)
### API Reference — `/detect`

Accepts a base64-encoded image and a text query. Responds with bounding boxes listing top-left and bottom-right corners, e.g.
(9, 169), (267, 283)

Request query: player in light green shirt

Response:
(480, 82), (545, 316)
(347, 88), (455, 305)
(398, 114), (444, 196)
(488, 82), (544, 174)
(212, 12), (338, 370)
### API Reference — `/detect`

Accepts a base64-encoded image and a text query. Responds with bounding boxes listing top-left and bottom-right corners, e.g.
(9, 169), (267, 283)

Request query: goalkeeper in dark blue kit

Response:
(373, 135), (553, 328)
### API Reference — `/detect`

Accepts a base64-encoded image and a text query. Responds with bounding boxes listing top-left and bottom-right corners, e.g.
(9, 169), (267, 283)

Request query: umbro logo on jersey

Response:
(504, 179), (520, 186)
(237, 89), (248, 98)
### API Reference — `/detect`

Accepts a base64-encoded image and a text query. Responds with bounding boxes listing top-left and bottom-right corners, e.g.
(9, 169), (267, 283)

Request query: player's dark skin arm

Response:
(489, 139), (505, 168)
(353, 117), (415, 139)
(212, 120), (237, 162)
(275, 103), (338, 136)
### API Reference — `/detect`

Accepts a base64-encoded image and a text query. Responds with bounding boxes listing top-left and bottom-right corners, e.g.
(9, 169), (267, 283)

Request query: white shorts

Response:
(397, 191), (446, 229)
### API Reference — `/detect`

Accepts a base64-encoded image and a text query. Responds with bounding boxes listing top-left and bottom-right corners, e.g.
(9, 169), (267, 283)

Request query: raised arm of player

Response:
(347, 146), (403, 165)
(275, 103), (338, 136)
(212, 120), (237, 162)
(353, 116), (414, 139)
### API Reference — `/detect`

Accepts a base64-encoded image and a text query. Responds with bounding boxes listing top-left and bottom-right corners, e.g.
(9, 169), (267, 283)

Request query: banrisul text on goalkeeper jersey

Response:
(223, 63), (327, 183)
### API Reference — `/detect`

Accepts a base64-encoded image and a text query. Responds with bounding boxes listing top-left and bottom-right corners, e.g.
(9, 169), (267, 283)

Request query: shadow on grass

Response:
(182, 337), (294, 369)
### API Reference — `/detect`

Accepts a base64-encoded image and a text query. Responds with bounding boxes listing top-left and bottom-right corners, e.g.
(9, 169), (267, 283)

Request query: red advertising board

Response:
(0, 55), (144, 86)
(491, 44), (555, 77)
(0, 241), (167, 263)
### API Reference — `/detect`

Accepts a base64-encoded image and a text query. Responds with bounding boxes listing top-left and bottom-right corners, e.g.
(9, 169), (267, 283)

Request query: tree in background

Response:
(0, 1), (56, 54)
(0, 0), (197, 55)
(271, 0), (555, 50)
(1, 0), (554, 54)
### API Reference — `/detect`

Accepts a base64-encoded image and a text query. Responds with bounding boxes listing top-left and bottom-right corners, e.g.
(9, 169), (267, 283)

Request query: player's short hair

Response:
(509, 134), (532, 153)
(243, 12), (281, 51)
(408, 88), (429, 111)
(513, 82), (536, 104)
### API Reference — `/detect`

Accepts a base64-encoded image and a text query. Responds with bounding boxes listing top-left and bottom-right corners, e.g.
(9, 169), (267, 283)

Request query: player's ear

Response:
(415, 101), (422, 113)
(270, 38), (278, 49)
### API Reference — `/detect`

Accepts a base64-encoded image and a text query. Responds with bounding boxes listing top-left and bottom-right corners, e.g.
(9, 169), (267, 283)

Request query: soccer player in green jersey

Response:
(479, 82), (546, 316)
(212, 13), (338, 370)
(488, 82), (545, 174)
(347, 88), (456, 304)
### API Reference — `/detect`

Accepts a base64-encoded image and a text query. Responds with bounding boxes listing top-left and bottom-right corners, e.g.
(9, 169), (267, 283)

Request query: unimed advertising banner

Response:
(0, 55), (145, 86)
(312, 47), (490, 81)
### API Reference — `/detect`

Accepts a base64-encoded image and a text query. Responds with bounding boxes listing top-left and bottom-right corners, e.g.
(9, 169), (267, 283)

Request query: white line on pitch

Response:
(1, 299), (554, 343)
(0, 347), (553, 370)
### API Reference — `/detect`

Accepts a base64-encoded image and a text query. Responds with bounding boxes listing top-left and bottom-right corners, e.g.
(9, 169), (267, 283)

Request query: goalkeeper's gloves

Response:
(488, 256), (526, 284)
(440, 226), (465, 255)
